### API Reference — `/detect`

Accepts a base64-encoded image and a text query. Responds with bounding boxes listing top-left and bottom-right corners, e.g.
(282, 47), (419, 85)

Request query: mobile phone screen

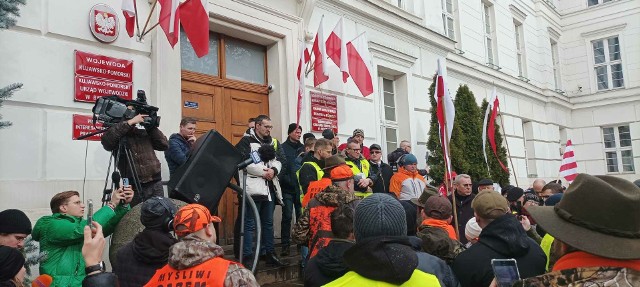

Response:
(491, 259), (520, 287)
(86, 199), (93, 227)
(122, 177), (130, 187)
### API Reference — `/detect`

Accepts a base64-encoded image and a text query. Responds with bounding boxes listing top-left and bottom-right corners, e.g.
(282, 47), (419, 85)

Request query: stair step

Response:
(219, 243), (304, 286)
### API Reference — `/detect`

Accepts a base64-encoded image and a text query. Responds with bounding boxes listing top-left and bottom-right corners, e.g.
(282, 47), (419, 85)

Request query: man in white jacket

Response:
(234, 115), (287, 269)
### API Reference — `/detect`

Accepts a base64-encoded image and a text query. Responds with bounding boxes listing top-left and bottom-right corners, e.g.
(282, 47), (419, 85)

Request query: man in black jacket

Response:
(368, 144), (393, 194)
(114, 197), (178, 287)
(280, 123), (303, 256)
(449, 174), (476, 244)
(452, 190), (546, 287)
(297, 138), (333, 194)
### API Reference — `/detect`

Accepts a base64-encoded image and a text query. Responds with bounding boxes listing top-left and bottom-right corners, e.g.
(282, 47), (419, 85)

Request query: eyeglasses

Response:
(349, 148), (361, 152)
(371, 151), (382, 154)
(462, 184), (472, 187)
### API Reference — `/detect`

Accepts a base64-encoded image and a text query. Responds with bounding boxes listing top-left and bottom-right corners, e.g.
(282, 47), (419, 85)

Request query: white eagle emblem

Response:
(95, 12), (116, 36)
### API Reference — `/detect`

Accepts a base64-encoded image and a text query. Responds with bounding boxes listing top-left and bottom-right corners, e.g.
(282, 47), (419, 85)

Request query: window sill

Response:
(595, 86), (626, 93)
(366, 0), (423, 25)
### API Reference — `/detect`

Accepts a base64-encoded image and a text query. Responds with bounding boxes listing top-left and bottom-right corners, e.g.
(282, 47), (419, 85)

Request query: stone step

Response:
(219, 243), (304, 286)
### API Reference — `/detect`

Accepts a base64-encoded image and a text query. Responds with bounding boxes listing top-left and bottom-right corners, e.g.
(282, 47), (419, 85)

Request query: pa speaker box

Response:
(168, 130), (243, 213)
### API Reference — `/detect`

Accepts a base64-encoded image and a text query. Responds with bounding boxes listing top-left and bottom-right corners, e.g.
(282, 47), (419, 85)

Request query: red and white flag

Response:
(296, 40), (307, 126)
(434, 58), (455, 174)
(179, 0), (209, 57)
(158, 0), (180, 47)
(325, 17), (349, 83)
(559, 140), (578, 183)
(486, 90), (509, 173)
(346, 32), (374, 97)
(312, 17), (329, 86)
(122, 0), (136, 38)
(482, 87), (497, 172)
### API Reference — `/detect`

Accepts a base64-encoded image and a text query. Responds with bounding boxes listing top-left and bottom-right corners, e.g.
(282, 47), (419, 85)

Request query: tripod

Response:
(105, 136), (145, 206)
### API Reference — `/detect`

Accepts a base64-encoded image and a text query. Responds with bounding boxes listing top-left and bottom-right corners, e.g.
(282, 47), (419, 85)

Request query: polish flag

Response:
(434, 58), (455, 173)
(179, 0), (209, 57)
(559, 140), (578, 183)
(346, 32), (374, 97)
(122, 0), (136, 38)
(486, 92), (508, 173)
(325, 17), (349, 83)
(159, 0), (180, 47)
(482, 87), (497, 172)
(296, 40), (307, 126)
(312, 17), (329, 86)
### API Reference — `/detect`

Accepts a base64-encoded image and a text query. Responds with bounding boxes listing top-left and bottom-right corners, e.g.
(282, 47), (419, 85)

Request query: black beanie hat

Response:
(506, 187), (525, 202)
(302, 133), (315, 144)
(0, 209), (32, 235)
(322, 129), (335, 140)
(140, 197), (177, 231)
(0, 246), (25, 281)
(287, 123), (301, 135)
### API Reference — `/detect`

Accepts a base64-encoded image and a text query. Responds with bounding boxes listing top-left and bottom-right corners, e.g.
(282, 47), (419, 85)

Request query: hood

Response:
(132, 229), (178, 265)
(168, 234), (224, 270)
(398, 166), (419, 178)
(32, 214), (79, 241)
(302, 151), (322, 166)
(247, 127), (272, 145)
(478, 213), (531, 257)
(314, 186), (358, 206)
(315, 239), (355, 278)
(344, 236), (419, 285)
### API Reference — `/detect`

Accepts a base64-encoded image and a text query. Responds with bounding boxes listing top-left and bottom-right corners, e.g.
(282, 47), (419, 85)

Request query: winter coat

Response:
(292, 186), (360, 257)
(280, 138), (303, 193)
(452, 214), (546, 287)
(100, 121), (168, 184)
(327, 236), (459, 287)
(369, 160), (393, 194)
(144, 234), (258, 287)
(32, 205), (129, 287)
(416, 221), (466, 264)
(82, 272), (118, 287)
(235, 128), (287, 179)
(114, 229), (178, 287)
(303, 239), (355, 287)
(390, 166), (427, 200)
(165, 133), (191, 175)
(449, 192), (476, 245)
(244, 142), (283, 204)
(297, 151), (324, 194)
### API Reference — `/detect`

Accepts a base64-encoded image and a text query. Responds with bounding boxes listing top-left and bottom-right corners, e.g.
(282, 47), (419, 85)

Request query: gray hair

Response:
(454, 174), (471, 184)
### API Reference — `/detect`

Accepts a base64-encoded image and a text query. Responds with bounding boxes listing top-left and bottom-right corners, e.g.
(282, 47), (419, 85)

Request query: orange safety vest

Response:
(144, 257), (230, 287)
(302, 178), (332, 208)
(307, 204), (336, 259)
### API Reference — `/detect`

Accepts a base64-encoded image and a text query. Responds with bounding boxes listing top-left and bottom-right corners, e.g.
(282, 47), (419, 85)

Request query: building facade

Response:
(0, 0), (638, 239)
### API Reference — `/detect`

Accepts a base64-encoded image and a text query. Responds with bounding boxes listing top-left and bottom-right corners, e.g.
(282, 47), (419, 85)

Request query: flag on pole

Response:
(296, 40), (307, 126)
(482, 87), (497, 172)
(159, 0), (180, 47)
(312, 16), (329, 87)
(434, 58), (455, 174)
(487, 95), (509, 173)
(325, 17), (349, 83)
(559, 140), (578, 183)
(179, 0), (209, 57)
(346, 32), (374, 97)
(122, 0), (136, 38)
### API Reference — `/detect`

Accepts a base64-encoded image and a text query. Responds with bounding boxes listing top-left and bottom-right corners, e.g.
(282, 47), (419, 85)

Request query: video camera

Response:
(91, 90), (160, 128)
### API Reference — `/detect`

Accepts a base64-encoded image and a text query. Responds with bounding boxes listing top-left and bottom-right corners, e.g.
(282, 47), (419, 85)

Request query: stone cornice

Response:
(580, 23), (627, 38)
(369, 41), (417, 69)
(231, 0), (303, 24)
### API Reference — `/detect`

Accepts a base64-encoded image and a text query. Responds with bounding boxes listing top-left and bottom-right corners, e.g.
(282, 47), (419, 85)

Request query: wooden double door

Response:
(181, 70), (269, 245)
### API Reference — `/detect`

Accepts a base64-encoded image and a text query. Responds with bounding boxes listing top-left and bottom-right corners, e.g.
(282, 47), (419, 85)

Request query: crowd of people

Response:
(1, 114), (640, 287)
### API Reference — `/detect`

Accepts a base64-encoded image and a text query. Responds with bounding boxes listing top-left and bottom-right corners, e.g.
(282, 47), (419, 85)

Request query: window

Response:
(482, 4), (497, 66)
(592, 36), (624, 90)
(381, 77), (399, 151)
(588, 0), (613, 7)
(551, 40), (561, 90)
(442, 0), (455, 40)
(181, 31), (219, 76)
(514, 22), (526, 77)
(603, 125), (634, 173)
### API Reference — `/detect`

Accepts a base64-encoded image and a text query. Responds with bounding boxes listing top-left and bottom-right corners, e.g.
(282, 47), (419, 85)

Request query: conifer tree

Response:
(0, 0), (26, 129)
(480, 99), (510, 186)
(453, 85), (487, 181)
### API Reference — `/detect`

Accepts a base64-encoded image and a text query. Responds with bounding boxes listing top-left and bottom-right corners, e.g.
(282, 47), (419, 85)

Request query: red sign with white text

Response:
(75, 76), (133, 102)
(72, 114), (104, 141)
(310, 91), (338, 133)
(75, 50), (133, 82)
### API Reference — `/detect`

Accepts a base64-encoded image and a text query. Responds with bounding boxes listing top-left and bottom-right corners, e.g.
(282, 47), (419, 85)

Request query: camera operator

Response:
(101, 110), (168, 206)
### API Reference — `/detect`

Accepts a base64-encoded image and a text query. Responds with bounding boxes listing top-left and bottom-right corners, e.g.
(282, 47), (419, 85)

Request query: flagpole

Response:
(438, 77), (459, 241)
(133, 0), (141, 38)
(139, 0), (158, 40)
(498, 107), (519, 187)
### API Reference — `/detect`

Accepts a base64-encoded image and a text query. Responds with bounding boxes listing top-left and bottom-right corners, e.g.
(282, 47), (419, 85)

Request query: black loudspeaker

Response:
(168, 130), (243, 214)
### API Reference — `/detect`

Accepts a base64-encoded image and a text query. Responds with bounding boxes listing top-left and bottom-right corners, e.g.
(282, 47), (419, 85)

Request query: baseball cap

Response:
(477, 178), (493, 186)
(369, 144), (381, 151)
(425, 196), (453, 220)
(173, 204), (222, 237)
(353, 129), (364, 137)
(471, 190), (509, 219)
(330, 165), (354, 182)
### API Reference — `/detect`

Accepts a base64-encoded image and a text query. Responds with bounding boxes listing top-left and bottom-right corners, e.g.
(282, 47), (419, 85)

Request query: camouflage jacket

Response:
(517, 267), (640, 286)
(415, 224), (465, 264)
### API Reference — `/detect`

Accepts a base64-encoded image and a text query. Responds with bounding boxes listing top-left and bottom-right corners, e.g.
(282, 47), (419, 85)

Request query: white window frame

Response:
(551, 40), (561, 90)
(514, 21), (527, 77)
(591, 36), (624, 91)
(380, 77), (399, 153)
(588, 0), (613, 7)
(442, 0), (456, 40)
(482, 3), (497, 67)
(602, 125), (634, 173)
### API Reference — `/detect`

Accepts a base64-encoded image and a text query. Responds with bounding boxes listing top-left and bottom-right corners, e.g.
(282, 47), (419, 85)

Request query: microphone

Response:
(237, 150), (261, 170)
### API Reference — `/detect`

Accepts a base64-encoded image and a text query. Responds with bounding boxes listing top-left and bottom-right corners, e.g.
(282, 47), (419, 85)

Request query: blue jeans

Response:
(281, 191), (302, 246)
(243, 198), (275, 257)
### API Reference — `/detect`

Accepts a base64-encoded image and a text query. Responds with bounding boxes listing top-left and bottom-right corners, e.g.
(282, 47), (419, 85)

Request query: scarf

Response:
(553, 251), (640, 272)
(421, 219), (457, 240)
